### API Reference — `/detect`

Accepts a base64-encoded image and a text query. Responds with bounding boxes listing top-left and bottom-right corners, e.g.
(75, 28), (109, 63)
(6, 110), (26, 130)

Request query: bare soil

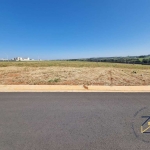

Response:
(0, 67), (150, 85)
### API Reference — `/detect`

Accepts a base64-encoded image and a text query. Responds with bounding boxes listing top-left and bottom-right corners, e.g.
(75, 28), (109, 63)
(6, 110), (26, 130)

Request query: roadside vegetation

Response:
(0, 60), (150, 85)
(0, 65), (150, 86)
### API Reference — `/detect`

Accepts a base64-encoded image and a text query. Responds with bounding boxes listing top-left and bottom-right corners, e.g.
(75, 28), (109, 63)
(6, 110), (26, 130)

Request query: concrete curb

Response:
(0, 85), (150, 92)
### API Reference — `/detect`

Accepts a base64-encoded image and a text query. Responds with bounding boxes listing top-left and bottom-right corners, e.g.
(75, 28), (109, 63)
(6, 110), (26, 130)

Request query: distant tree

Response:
(139, 55), (146, 58)
(134, 59), (141, 64)
(142, 59), (148, 64)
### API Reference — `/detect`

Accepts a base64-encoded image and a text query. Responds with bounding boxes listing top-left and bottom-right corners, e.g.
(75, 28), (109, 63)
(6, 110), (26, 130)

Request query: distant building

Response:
(23, 57), (30, 61)
(0, 58), (8, 61)
(14, 57), (30, 61)
(14, 57), (23, 61)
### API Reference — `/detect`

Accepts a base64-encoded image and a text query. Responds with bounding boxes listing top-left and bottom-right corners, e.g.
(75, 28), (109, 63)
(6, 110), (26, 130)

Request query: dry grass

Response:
(0, 61), (150, 69)
(0, 65), (150, 85)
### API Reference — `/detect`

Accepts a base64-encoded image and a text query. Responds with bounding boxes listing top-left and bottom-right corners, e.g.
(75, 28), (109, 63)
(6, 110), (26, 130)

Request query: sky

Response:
(0, 0), (150, 60)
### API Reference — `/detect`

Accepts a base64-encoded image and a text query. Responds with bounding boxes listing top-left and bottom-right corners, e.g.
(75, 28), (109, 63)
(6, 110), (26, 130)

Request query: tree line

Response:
(67, 55), (150, 65)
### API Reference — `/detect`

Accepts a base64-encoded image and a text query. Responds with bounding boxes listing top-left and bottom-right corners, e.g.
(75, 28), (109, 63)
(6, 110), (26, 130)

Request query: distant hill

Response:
(67, 55), (150, 65)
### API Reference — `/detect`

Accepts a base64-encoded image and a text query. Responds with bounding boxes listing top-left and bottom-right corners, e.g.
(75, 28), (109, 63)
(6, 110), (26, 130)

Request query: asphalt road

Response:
(0, 93), (150, 150)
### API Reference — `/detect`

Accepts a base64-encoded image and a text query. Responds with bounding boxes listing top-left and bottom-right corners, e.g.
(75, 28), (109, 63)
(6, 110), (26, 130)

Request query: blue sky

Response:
(0, 0), (150, 59)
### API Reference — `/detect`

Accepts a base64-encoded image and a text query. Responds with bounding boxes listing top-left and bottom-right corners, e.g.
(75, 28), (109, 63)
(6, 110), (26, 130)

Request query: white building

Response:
(14, 57), (30, 61)
(23, 57), (30, 61)
(0, 58), (8, 61)
(14, 57), (23, 61)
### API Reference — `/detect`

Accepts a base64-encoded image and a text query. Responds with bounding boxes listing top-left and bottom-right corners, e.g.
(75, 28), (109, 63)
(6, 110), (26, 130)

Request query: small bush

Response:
(48, 78), (61, 83)
(132, 71), (136, 74)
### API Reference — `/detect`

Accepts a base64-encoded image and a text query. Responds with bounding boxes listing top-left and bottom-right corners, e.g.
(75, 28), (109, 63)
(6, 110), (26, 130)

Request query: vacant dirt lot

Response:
(0, 66), (150, 85)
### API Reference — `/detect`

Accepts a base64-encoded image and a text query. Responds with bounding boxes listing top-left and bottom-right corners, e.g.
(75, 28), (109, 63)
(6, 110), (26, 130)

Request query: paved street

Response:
(0, 93), (150, 150)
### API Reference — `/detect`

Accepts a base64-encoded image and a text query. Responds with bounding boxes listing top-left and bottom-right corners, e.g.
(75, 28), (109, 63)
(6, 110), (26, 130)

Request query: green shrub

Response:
(48, 78), (61, 83)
